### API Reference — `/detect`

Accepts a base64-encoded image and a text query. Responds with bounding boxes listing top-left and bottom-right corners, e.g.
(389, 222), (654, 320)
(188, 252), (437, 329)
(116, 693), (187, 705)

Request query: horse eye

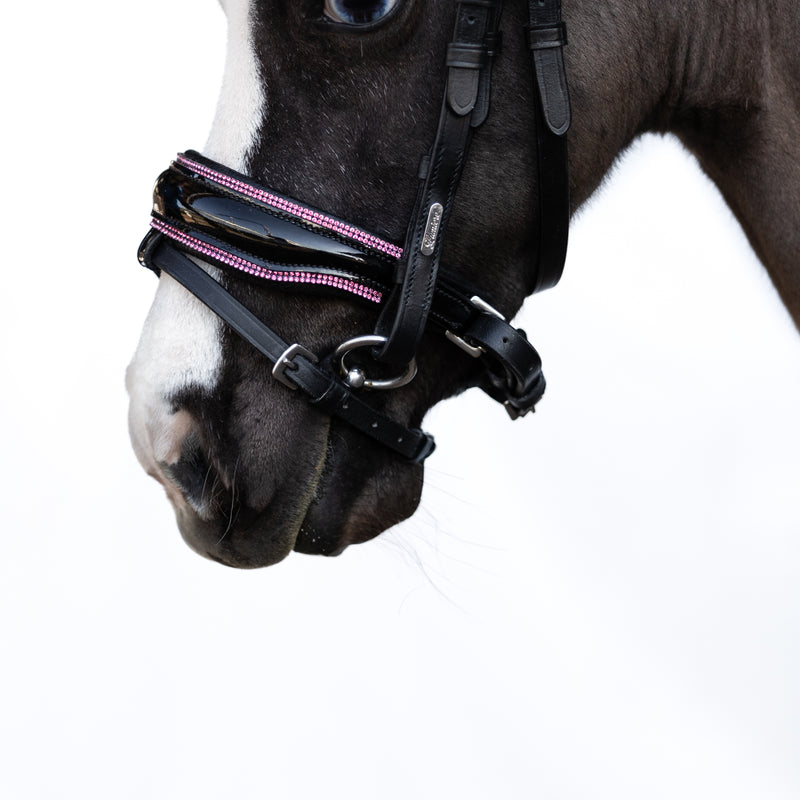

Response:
(323, 0), (400, 26)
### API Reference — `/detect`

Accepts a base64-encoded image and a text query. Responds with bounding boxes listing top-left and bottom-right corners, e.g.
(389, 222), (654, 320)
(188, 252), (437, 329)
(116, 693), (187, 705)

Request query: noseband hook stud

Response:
(334, 335), (418, 390)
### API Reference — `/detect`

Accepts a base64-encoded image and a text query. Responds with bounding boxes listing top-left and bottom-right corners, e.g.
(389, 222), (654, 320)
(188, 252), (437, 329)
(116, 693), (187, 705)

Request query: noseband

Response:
(137, 0), (570, 464)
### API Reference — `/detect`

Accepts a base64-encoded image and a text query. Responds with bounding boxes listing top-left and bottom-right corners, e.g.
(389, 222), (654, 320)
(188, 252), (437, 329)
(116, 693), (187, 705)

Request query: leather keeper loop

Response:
(485, 30), (503, 57)
(526, 22), (567, 50)
(446, 42), (488, 70)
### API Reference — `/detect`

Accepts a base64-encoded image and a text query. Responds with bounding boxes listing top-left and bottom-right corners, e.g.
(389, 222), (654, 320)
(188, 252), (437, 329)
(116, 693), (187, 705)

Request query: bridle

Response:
(137, 0), (570, 464)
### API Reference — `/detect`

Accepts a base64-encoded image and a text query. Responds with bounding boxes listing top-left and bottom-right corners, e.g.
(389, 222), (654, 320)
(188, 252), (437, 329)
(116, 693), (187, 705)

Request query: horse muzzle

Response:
(130, 393), (423, 567)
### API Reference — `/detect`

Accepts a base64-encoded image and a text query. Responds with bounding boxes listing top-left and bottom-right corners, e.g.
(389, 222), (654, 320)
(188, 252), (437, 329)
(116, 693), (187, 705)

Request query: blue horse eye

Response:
(323, 0), (401, 26)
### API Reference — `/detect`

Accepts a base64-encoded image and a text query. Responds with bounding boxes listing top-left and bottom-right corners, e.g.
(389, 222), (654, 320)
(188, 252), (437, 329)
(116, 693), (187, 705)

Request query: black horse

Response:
(127, 0), (800, 567)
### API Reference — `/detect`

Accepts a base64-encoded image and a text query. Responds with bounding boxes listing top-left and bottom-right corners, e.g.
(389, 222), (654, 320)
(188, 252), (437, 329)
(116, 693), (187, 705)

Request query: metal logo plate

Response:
(420, 203), (444, 256)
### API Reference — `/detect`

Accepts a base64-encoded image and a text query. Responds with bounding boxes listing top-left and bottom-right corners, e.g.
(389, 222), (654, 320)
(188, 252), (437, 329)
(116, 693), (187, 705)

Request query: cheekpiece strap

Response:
(526, 0), (571, 292)
(374, 0), (503, 368)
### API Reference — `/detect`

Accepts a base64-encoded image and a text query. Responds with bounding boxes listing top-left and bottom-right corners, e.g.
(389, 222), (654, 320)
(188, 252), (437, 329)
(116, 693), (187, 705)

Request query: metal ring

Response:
(333, 335), (417, 390)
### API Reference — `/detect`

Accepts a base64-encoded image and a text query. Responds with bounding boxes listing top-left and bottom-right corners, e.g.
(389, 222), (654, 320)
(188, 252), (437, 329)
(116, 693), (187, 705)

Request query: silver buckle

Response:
(445, 295), (505, 357)
(272, 343), (318, 389)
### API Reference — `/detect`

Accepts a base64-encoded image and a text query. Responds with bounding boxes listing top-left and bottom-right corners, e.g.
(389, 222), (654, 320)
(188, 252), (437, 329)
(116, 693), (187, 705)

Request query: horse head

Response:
(127, 0), (554, 567)
(127, 0), (800, 567)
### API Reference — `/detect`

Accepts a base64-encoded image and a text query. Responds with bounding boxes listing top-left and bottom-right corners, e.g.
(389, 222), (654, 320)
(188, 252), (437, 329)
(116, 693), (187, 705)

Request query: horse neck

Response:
(567, 0), (800, 330)
(565, 0), (769, 208)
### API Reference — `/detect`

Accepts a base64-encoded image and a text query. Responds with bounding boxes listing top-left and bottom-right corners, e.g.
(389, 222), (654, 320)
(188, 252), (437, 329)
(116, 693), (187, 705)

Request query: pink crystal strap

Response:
(176, 154), (404, 261)
(150, 217), (383, 304)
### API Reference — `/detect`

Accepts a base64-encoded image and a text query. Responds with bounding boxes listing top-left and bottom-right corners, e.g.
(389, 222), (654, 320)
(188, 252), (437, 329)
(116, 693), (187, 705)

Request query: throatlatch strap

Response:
(375, 0), (503, 367)
(526, 0), (571, 292)
(141, 234), (435, 463)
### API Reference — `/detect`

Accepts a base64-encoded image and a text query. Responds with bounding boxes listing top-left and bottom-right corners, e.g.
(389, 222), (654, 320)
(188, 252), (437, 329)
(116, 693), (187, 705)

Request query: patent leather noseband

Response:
(138, 0), (570, 464)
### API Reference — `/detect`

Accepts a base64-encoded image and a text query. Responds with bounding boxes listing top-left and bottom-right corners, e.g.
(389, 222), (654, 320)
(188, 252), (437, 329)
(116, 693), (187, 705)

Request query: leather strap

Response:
(156, 162), (395, 288)
(526, 0), (571, 292)
(428, 282), (546, 416)
(141, 233), (436, 463)
(374, 0), (503, 367)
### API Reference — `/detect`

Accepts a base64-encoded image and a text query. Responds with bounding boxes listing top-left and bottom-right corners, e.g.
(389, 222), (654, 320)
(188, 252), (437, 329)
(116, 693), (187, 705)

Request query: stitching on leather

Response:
(176, 154), (403, 261)
(151, 218), (384, 303)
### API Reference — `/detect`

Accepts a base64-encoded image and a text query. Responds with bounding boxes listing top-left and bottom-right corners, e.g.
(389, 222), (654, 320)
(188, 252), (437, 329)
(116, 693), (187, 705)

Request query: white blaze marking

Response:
(127, 0), (265, 481)
(205, 0), (266, 168)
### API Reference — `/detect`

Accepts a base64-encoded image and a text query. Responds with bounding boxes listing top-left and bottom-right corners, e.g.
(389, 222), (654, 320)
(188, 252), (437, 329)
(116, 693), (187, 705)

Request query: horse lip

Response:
(174, 502), (301, 568)
(293, 420), (425, 557)
(294, 512), (348, 557)
(169, 420), (331, 568)
(293, 446), (345, 557)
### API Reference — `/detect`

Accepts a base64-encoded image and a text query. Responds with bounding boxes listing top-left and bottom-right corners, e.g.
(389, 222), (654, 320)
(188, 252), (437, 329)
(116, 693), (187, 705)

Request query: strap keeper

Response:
(485, 30), (503, 58)
(417, 153), (431, 180)
(138, 229), (163, 275)
(446, 42), (488, 70)
(525, 21), (567, 50)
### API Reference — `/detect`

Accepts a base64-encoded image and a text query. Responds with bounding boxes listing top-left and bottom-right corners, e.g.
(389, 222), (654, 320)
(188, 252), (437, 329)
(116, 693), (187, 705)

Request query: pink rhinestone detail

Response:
(176, 154), (404, 261)
(151, 218), (383, 304)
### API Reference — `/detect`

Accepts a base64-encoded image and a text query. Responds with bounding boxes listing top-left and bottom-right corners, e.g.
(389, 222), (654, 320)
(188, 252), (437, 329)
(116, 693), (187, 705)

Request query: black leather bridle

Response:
(138, 0), (570, 464)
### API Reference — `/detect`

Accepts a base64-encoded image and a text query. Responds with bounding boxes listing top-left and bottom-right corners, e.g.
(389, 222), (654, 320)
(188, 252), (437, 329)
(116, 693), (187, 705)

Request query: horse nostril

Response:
(161, 431), (217, 516)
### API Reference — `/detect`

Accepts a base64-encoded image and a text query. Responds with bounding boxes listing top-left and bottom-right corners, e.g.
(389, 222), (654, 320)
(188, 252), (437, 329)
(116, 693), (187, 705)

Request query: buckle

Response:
(445, 295), (505, 357)
(481, 367), (545, 420)
(272, 343), (318, 389)
(448, 296), (547, 419)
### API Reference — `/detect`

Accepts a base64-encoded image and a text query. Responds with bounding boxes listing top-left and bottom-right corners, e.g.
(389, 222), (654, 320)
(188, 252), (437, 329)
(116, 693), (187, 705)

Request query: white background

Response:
(2, 3), (799, 798)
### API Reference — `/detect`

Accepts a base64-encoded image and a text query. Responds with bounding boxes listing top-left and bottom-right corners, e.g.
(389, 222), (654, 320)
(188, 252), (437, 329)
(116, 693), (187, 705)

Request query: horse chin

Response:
(174, 502), (300, 569)
(294, 422), (425, 557)
(164, 422), (423, 569)
(158, 406), (331, 569)
(166, 459), (321, 569)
